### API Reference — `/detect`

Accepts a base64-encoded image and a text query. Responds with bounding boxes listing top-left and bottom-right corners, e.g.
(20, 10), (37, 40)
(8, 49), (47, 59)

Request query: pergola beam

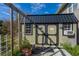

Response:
(4, 3), (27, 17)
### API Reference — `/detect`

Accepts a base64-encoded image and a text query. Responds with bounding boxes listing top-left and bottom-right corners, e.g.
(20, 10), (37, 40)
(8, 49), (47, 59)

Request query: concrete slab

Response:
(61, 49), (71, 56)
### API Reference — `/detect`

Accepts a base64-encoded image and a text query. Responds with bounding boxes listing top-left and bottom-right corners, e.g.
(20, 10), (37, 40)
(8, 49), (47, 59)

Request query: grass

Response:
(62, 44), (79, 56)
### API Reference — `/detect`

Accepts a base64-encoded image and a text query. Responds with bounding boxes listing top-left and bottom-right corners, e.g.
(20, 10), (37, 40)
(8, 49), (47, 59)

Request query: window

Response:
(25, 24), (32, 35)
(63, 24), (73, 35)
(63, 24), (72, 30)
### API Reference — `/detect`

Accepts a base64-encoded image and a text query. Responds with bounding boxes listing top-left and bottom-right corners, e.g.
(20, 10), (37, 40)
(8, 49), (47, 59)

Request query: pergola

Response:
(4, 3), (27, 55)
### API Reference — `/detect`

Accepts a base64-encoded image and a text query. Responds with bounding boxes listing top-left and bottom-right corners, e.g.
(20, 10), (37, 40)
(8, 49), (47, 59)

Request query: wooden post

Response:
(10, 8), (14, 56)
(24, 17), (26, 39)
(18, 13), (21, 49)
(19, 14), (24, 50)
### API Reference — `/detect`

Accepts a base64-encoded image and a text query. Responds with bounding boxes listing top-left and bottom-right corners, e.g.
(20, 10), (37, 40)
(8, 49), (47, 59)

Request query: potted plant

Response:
(21, 37), (32, 56)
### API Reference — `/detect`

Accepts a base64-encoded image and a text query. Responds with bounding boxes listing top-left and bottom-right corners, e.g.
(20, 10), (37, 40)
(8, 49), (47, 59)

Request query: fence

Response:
(0, 34), (12, 56)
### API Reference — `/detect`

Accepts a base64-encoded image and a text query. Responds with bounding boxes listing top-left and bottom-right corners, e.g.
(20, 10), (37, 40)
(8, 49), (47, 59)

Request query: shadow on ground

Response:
(31, 46), (66, 56)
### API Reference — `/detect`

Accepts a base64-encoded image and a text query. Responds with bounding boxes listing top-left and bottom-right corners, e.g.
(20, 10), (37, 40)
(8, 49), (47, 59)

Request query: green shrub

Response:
(62, 44), (79, 56)
(13, 49), (22, 56)
(21, 37), (32, 50)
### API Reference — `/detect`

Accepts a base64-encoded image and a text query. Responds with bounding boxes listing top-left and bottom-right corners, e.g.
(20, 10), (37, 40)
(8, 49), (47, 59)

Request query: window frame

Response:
(25, 24), (33, 35)
(62, 24), (73, 36)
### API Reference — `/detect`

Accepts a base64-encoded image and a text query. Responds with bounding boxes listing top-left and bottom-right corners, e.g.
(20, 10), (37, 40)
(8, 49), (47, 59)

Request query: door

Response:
(47, 25), (58, 45)
(35, 24), (59, 45)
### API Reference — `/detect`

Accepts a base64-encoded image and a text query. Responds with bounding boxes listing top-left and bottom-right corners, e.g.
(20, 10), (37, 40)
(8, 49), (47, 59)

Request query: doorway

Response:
(35, 24), (59, 46)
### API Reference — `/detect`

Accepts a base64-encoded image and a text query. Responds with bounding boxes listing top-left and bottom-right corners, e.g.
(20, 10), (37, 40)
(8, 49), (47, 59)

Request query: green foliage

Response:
(1, 35), (5, 42)
(0, 20), (3, 34)
(0, 20), (3, 26)
(21, 37), (32, 49)
(0, 20), (8, 34)
(2, 24), (8, 34)
(13, 49), (22, 56)
(63, 44), (79, 56)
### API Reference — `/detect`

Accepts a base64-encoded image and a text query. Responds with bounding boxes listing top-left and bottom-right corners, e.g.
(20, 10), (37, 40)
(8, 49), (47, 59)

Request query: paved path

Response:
(32, 46), (71, 56)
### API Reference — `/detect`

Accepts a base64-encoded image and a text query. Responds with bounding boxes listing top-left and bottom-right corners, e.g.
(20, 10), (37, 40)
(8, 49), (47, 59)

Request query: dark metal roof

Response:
(20, 13), (78, 24)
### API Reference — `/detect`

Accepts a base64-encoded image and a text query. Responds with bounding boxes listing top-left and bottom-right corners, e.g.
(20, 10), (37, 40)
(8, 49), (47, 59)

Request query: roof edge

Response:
(26, 13), (74, 16)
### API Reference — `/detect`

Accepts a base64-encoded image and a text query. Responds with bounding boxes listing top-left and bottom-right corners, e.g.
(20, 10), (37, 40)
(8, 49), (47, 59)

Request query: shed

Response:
(21, 13), (78, 46)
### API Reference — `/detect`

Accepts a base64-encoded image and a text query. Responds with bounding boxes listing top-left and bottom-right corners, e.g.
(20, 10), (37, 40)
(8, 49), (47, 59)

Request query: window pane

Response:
(25, 24), (32, 34)
(63, 24), (71, 30)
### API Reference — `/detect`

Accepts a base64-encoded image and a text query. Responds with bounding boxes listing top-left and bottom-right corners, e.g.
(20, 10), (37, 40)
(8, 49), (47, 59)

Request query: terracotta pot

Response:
(21, 48), (32, 56)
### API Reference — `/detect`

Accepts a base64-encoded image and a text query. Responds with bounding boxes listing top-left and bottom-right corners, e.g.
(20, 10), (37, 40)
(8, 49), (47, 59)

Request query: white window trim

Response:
(25, 24), (32, 35)
(63, 24), (73, 36)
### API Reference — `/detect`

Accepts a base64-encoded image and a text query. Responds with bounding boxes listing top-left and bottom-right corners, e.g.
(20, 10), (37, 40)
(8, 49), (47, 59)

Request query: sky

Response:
(14, 3), (61, 14)
(0, 3), (62, 20)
